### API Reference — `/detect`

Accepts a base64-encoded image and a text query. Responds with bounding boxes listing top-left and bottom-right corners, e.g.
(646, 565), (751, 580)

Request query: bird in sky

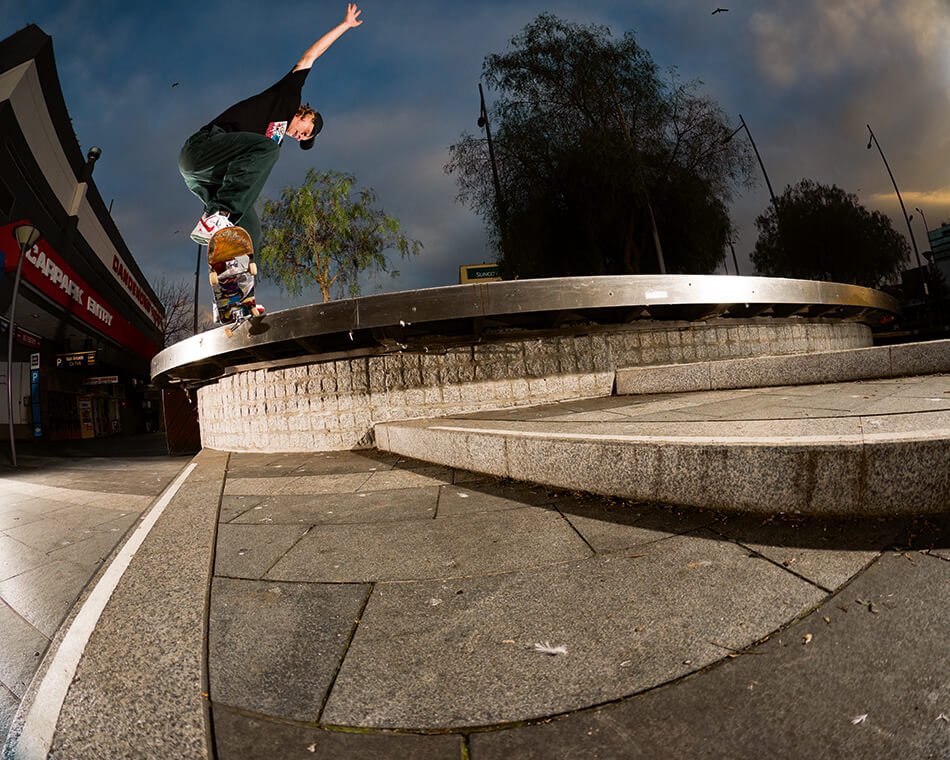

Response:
(712, 8), (729, 14)
(172, 82), (180, 87)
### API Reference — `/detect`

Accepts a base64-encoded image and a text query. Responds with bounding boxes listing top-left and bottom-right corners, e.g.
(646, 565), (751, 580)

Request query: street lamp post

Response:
(6, 224), (41, 467)
(478, 83), (510, 264)
(866, 124), (927, 295)
(726, 114), (780, 216)
(723, 115), (780, 274)
(194, 242), (202, 335)
(728, 240), (741, 276)
(913, 206), (938, 277)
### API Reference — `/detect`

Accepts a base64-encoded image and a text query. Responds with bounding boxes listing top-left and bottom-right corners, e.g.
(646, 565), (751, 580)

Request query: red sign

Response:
(16, 327), (41, 348)
(1, 222), (157, 359)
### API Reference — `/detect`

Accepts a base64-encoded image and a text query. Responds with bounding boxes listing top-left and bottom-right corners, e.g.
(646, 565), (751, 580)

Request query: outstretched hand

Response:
(344, 4), (362, 29)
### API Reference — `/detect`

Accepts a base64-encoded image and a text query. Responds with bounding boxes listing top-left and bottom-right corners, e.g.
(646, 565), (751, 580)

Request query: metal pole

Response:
(729, 240), (740, 276)
(479, 84), (509, 261)
(6, 227), (39, 467)
(914, 206), (937, 276)
(738, 115), (779, 214)
(194, 243), (202, 335)
(867, 124), (927, 295)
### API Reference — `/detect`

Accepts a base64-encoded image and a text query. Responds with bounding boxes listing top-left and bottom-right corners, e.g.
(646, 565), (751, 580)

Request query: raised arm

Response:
(293, 4), (362, 71)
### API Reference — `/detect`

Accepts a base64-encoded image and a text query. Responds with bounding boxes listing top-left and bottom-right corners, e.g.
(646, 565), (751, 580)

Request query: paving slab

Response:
(291, 449), (401, 475)
(358, 466), (456, 492)
(0, 535), (48, 583)
(210, 578), (369, 722)
(711, 515), (904, 591)
(265, 507), (591, 583)
(435, 481), (557, 517)
(0, 604), (48, 699)
(229, 488), (440, 526)
(41, 503), (136, 529)
(45, 517), (141, 573)
(213, 704), (464, 760)
(1, 518), (100, 553)
(219, 494), (266, 523)
(553, 495), (721, 554)
(215, 524), (310, 579)
(0, 560), (92, 638)
(224, 472), (374, 496)
(0, 686), (17, 745)
(320, 531), (825, 729)
(468, 551), (950, 760)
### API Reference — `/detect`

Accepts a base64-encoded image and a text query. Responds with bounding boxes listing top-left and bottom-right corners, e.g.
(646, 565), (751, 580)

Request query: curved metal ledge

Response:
(151, 275), (899, 386)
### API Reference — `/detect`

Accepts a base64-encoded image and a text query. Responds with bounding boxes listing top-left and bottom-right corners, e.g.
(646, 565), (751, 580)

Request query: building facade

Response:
(0, 25), (163, 442)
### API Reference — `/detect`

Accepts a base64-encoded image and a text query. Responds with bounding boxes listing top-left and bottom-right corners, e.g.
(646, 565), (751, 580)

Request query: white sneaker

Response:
(190, 210), (234, 244)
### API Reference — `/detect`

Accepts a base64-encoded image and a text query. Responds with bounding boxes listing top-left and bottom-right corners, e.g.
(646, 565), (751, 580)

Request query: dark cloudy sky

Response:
(3, 0), (949, 312)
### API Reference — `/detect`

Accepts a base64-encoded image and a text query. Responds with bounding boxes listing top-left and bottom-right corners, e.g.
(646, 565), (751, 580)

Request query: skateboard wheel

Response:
(209, 271), (218, 286)
(224, 327), (233, 338)
(249, 262), (257, 276)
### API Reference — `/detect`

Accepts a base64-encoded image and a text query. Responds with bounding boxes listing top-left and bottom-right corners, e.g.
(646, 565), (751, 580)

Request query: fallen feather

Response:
(307, 743), (316, 753)
(802, 634), (813, 645)
(532, 642), (567, 656)
(937, 714), (949, 722)
(851, 714), (868, 725)
(427, 599), (442, 607)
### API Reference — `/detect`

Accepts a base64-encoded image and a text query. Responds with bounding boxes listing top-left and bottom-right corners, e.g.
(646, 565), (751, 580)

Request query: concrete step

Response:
(616, 337), (950, 395)
(374, 374), (950, 516)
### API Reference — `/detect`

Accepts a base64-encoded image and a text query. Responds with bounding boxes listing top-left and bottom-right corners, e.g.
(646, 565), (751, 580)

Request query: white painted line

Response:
(427, 425), (950, 446)
(6, 462), (198, 760)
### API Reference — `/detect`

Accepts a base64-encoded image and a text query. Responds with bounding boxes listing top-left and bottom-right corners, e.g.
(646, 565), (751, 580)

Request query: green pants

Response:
(178, 126), (280, 251)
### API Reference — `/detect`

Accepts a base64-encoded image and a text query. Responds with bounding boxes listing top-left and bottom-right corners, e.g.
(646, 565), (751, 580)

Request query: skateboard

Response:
(207, 226), (264, 337)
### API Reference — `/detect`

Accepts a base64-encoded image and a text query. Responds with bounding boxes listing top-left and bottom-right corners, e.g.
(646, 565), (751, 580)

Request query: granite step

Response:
(615, 337), (950, 395)
(374, 374), (950, 516)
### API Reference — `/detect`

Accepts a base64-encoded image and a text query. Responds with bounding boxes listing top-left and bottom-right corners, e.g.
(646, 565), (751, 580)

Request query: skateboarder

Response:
(178, 3), (363, 253)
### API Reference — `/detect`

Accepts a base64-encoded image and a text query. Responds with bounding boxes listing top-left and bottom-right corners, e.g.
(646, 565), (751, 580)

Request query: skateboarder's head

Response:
(290, 104), (323, 150)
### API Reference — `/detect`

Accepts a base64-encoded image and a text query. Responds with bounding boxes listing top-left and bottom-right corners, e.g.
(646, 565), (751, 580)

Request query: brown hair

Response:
(295, 104), (317, 120)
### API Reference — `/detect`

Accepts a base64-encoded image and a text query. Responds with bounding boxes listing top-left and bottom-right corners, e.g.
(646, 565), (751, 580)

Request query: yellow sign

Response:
(459, 264), (502, 284)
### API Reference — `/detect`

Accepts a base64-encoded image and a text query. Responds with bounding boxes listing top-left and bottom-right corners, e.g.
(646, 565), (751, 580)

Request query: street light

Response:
(913, 206), (938, 275)
(866, 124), (927, 295)
(725, 114), (780, 218)
(728, 240), (741, 276)
(6, 224), (41, 467)
(478, 83), (510, 264)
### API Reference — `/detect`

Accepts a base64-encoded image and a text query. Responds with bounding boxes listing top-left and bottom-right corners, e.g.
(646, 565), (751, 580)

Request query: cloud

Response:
(749, 0), (950, 88)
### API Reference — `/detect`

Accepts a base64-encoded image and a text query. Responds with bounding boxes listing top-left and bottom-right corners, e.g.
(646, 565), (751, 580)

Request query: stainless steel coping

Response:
(151, 275), (899, 386)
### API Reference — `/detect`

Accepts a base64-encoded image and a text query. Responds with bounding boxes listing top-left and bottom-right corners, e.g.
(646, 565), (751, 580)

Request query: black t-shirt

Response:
(204, 69), (310, 144)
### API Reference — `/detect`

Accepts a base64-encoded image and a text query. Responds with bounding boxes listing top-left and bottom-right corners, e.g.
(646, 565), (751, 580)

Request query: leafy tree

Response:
(259, 169), (422, 302)
(445, 13), (755, 279)
(751, 179), (909, 287)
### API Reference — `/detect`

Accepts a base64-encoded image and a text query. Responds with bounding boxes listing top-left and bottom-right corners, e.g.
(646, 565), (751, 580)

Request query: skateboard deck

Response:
(207, 226), (263, 336)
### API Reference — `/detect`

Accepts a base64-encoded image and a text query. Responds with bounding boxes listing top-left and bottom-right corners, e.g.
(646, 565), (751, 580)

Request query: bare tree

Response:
(153, 275), (199, 347)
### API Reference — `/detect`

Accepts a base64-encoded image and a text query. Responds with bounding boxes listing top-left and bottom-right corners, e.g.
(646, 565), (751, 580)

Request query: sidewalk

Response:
(2, 391), (949, 758)
(0, 437), (189, 746)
